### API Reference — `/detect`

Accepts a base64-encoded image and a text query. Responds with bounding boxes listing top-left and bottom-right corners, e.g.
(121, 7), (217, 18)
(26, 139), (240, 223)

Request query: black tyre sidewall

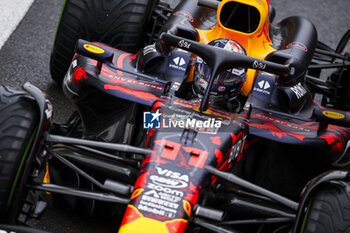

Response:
(0, 86), (39, 221)
(301, 181), (350, 233)
(50, 0), (159, 83)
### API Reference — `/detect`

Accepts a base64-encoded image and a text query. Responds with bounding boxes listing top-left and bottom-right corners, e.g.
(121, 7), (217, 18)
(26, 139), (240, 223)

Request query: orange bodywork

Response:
(119, 205), (188, 233)
(196, 0), (276, 95)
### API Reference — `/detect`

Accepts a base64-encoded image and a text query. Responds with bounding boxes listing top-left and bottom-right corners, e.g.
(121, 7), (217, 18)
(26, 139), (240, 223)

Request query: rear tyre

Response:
(0, 86), (39, 220)
(301, 181), (350, 233)
(50, 0), (159, 83)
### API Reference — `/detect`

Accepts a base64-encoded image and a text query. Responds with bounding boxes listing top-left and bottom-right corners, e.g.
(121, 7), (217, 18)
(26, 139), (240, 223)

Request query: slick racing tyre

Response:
(50, 0), (159, 83)
(301, 181), (350, 233)
(0, 86), (39, 220)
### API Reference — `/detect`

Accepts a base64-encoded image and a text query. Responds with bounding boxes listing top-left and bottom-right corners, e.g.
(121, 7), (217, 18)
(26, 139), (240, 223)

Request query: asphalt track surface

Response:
(0, 0), (34, 49)
(0, 0), (349, 232)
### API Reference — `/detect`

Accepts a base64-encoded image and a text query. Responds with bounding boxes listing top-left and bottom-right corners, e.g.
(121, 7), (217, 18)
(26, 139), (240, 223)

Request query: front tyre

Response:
(301, 181), (350, 233)
(0, 86), (39, 220)
(50, 0), (159, 83)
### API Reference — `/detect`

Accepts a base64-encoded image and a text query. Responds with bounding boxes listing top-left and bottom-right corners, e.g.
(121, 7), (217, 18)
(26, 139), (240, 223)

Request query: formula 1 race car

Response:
(1, 0), (350, 232)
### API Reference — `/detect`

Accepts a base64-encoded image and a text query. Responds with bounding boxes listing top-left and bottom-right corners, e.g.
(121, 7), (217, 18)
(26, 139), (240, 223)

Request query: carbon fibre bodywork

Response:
(58, 32), (350, 232)
(6, 0), (350, 232)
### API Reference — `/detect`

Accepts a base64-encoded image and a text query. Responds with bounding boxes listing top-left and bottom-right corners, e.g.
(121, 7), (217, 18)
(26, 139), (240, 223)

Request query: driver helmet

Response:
(193, 38), (247, 99)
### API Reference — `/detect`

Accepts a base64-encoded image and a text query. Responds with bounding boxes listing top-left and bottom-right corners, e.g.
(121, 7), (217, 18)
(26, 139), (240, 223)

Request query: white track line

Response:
(0, 0), (35, 49)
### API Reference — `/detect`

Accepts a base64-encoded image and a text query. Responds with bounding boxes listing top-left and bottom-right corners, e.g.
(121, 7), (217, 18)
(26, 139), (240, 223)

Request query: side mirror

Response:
(313, 106), (350, 132)
(75, 39), (114, 72)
